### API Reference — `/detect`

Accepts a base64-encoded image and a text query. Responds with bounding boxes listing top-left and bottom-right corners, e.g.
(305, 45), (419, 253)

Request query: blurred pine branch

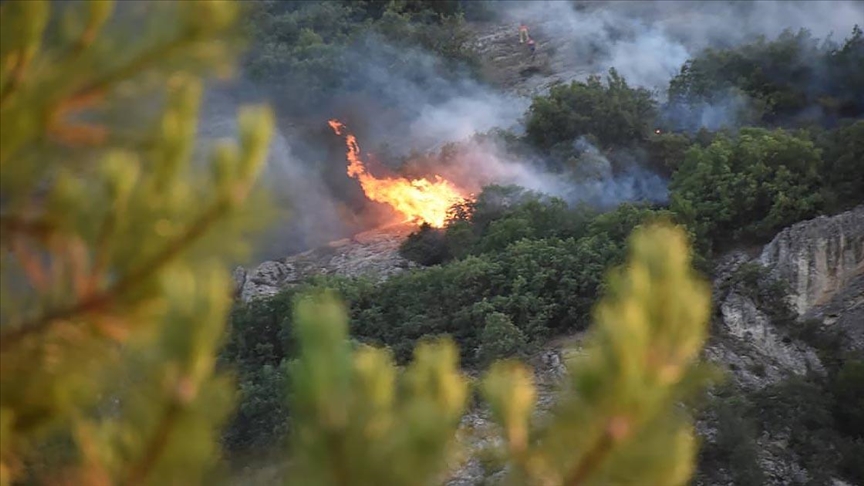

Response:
(0, 1), (274, 484)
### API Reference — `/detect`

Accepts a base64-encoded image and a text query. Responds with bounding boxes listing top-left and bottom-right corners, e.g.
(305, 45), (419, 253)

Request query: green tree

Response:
(0, 1), (274, 483)
(525, 69), (657, 151)
(476, 312), (528, 366)
(820, 120), (864, 211)
(667, 26), (864, 127)
(670, 127), (823, 252)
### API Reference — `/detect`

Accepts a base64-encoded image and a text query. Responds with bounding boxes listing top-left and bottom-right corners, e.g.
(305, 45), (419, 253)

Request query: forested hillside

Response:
(2, 1), (862, 485)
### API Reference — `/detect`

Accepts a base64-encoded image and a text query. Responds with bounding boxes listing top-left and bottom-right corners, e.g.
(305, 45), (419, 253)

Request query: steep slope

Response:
(233, 223), (416, 302)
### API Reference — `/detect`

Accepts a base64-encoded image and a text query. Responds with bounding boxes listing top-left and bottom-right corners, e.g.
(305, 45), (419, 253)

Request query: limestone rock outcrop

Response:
(707, 206), (864, 389)
(759, 205), (864, 316)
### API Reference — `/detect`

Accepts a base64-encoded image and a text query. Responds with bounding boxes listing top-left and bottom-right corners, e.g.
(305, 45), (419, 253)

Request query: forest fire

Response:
(328, 119), (470, 228)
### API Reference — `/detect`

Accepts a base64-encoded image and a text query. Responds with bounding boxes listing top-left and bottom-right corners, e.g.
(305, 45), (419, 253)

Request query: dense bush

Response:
(698, 392), (764, 486)
(525, 68), (657, 151)
(667, 26), (864, 128)
(476, 312), (528, 366)
(224, 193), (677, 455)
(819, 120), (864, 211)
(276, 224), (713, 485)
(670, 127), (824, 253)
(702, 361), (864, 486)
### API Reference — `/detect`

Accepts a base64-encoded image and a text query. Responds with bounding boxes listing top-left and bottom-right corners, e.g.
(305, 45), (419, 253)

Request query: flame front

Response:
(328, 119), (467, 228)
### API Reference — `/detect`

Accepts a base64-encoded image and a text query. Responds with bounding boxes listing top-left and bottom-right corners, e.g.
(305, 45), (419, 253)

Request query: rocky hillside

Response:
(233, 222), (416, 302)
(468, 18), (603, 97)
(448, 205), (864, 486)
(711, 205), (863, 386)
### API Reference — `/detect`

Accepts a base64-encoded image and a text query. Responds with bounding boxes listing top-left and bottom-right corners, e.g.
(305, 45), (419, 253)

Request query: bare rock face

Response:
(697, 208), (864, 486)
(235, 223), (417, 302)
(707, 206), (864, 389)
(759, 205), (864, 316)
(719, 292), (822, 376)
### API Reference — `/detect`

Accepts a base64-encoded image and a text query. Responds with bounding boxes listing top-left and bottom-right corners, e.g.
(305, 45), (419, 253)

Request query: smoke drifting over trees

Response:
(205, 0), (863, 260)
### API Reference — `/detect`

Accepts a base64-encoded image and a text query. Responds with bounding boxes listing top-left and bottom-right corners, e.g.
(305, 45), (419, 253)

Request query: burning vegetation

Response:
(328, 119), (471, 228)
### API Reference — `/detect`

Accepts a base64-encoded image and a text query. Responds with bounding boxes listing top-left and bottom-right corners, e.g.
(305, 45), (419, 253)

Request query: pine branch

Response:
(0, 50), (30, 107)
(125, 402), (181, 486)
(0, 198), (231, 352)
(563, 427), (615, 486)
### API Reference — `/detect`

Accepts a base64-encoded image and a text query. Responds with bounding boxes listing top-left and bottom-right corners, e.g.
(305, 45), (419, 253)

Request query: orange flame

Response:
(328, 119), (468, 228)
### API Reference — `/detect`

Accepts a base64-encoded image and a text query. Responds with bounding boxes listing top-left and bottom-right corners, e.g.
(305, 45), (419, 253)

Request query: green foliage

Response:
(670, 127), (824, 252)
(226, 207), (681, 457)
(273, 223), (713, 485)
(401, 186), (672, 269)
(753, 377), (843, 484)
(704, 360), (864, 486)
(819, 120), (864, 211)
(644, 131), (692, 177)
(0, 1), (274, 484)
(399, 223), (451, 266)
(285, 293), (469, 486)
(698, 392), (764, 486)
(481, 223), (714, 485)
(222, 361), (291, 456)
(476, 312), (528, 366)
(667, 26), (864, 127)
(525, 69), (657, 151)
(244, 0), (479, 115)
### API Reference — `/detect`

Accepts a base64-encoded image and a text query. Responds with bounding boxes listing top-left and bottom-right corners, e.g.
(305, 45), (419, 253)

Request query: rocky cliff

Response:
(710, 205), (864, 390)
(694, 205), (863, 486)
(760, 206), (864, 317)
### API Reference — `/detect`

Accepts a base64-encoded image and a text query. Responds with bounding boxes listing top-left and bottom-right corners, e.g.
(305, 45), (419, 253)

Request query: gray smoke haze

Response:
(331, 35), (529, 155)
(404, 135), (667, 208)
(499, 0), (864, 92)
(197, 78), (347, 260)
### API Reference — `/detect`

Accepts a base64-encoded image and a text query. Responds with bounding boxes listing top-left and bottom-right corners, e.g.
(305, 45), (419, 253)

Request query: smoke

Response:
(498, 0), (864, 91)
(403, 135), (667, 209)
(564, 137), (668, 207)
(663, 89), (755, 132)
(327, 34), (529, 155)
(197, 78), (349, 260)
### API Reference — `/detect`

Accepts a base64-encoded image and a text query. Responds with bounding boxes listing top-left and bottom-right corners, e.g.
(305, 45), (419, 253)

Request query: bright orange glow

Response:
(329, 119), (469, 228)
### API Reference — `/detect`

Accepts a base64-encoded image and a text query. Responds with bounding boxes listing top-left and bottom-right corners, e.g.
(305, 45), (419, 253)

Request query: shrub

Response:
(670, 127), (823, 252)
(476, 312), (528, 366)
(282, 223), (714, 485)
(525, 69), (657, 151)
